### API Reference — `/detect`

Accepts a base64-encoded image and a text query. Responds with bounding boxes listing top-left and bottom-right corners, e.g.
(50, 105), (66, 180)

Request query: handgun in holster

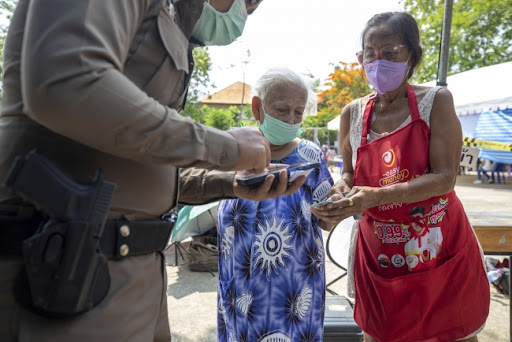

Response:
(3, 149), (116, 317)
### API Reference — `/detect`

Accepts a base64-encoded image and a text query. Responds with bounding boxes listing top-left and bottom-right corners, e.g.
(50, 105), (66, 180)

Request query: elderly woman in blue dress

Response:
(216, 67), (333, 342)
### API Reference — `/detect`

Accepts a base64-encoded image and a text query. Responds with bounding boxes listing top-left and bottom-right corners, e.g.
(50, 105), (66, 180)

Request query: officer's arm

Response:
(20, 0), (238, 171)
(179, 168), (236, 205)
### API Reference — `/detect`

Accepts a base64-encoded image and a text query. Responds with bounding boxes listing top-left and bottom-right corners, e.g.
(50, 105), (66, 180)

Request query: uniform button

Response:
(120, 244), (129, 256)
(220, 152), (227, 164)
(120, 225), (130, 237)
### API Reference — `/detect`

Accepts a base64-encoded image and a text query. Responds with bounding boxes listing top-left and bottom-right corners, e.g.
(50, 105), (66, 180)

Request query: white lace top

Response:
(349, 86), (443, 167)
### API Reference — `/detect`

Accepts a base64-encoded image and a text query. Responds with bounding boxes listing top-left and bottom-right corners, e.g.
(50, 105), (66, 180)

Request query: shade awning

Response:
(420, 61), (512, 116)
(327, 115), (340, 130)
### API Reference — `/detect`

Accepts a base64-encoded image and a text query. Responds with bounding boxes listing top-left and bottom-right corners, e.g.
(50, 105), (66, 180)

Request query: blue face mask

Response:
(259, 112), (303, 146)
(192, 0), (248, 46)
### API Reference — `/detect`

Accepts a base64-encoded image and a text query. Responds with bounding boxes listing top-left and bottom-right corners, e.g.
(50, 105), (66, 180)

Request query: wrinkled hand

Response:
(310, 179), (351, 226)
(310, 185), (375, 227)
(327, 178), (351, 198)
(234, 169), (306, 201)
(228, 127), (270, 173)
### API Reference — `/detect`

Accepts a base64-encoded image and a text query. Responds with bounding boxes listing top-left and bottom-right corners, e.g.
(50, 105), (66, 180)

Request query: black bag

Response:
(498, 268), (510, 295)
(323, 296), (363, 342)
(485, 257), (510, 296)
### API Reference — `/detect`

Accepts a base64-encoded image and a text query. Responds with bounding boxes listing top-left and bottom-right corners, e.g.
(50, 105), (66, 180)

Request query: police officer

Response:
(0, 0), (306, 341)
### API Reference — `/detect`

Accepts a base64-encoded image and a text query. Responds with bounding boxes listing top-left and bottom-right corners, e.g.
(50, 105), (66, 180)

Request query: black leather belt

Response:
(0, 216), (174, 258)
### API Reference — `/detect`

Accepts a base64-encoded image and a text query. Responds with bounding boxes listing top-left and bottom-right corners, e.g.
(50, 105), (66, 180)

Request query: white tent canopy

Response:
(327, 115), (340, 130)
(327, 61), (512, 130)
(420, 61), (512, 116)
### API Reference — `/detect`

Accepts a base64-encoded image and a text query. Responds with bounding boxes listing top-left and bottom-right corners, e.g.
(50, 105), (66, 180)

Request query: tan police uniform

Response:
(0, 0), (238, 341)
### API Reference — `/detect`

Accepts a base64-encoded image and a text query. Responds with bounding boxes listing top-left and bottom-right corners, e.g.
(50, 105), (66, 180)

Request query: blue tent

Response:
(421, 62), (512, 165)
(474, 108), (512, 164)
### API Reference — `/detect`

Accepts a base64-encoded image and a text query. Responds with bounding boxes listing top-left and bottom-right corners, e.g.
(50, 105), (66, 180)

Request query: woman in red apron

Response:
(311, 12), (490, 342)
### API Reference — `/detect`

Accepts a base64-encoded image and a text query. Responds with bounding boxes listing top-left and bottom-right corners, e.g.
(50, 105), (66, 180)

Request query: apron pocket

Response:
(356, 237), (489, 342)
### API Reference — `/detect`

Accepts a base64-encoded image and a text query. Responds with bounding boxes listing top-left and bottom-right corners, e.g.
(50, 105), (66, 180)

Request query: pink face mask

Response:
(364, 59), (409, 94)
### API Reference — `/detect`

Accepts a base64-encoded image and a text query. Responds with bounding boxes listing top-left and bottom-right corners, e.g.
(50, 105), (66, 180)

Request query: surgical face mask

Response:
(192, 0), (248, 46)
(364, 59), (409, 94)
(259, 112), (302, 146)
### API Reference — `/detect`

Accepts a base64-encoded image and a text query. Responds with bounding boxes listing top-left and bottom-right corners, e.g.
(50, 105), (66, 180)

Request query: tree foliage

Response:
(187, 46), (213, 100)
(301, 62), (371, 146)
(404, 0), (512, 83)
(317, 62), (371, 118)
(180, 46), (216, 124)
(0, 0), (17, 97)
(202, 105), (238, 131)
(179, 46), (243, 131)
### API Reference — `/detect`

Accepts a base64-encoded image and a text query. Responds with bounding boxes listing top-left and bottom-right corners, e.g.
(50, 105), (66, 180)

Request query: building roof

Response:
(200, 81), (252, 105)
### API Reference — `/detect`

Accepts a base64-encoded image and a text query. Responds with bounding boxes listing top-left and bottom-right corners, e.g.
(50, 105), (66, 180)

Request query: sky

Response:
(205, 0), (405, 94)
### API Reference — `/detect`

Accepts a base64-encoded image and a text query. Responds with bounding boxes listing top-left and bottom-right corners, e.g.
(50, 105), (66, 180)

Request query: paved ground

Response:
(164, 171), (512, 342)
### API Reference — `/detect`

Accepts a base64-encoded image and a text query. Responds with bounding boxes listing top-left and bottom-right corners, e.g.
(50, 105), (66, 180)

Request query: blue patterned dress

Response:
(217, 139), (333, 342)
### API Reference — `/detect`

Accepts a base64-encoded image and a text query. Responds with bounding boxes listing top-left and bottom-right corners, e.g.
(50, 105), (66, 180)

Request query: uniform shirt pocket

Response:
(124, 7), (191, 108)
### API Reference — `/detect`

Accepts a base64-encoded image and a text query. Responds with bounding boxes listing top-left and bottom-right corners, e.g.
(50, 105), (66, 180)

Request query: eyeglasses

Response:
(356, 44), (407, 65)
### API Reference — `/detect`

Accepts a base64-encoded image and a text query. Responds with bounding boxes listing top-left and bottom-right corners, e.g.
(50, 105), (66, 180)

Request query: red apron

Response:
(352, 84), (490, 342)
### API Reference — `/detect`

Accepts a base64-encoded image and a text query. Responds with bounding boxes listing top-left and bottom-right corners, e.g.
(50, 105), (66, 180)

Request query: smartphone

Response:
(236, 162), (320, 187)
(310, 200), (333, 208)
(287, 162), (320, 182)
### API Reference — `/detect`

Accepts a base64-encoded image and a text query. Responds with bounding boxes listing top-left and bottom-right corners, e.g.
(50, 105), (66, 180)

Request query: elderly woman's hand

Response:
(310, 178), (352, 226)
(328, 178), (352, 198)
(311, 186), (379, 225)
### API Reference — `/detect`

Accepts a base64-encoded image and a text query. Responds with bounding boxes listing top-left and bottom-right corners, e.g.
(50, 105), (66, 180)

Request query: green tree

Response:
(180, 46), (218, 124)
(301, 62), (371, 146)
(187, 46), (213, 100)
(404, 0), (512, 83)
(0, 0), (17, 99)
(316, 62), (370, 117)
(202, 105), (238, 131)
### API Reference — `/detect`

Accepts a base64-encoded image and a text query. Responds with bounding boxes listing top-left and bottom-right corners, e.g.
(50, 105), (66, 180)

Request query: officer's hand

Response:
(228, 127), (270, 173)
(233, 169), (306, 201)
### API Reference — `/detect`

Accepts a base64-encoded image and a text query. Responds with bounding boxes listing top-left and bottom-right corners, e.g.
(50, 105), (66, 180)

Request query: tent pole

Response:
(437, 0), (454, 86)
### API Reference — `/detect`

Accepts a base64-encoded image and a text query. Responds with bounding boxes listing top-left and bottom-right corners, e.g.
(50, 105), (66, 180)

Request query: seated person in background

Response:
(216, 67), (333, 342)
(490, 162), (506, 184)
(474, 158), (494, 184)
(322, 144), (329, 160)
(327, 147), (337, 172)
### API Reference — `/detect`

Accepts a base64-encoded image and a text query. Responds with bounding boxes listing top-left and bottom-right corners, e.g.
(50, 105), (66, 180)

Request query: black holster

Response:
(15, 219), (110, 318)
(10, 214), (176, 318)
(4, 150), (175, 318)
(3, 149), (116, 318)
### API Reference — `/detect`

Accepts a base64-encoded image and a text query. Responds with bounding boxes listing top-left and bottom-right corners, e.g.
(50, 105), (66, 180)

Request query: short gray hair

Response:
(251, 67), (317, 115)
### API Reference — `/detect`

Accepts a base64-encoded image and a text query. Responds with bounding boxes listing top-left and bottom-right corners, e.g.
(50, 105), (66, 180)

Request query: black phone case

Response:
(236, 162), (320, 187)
